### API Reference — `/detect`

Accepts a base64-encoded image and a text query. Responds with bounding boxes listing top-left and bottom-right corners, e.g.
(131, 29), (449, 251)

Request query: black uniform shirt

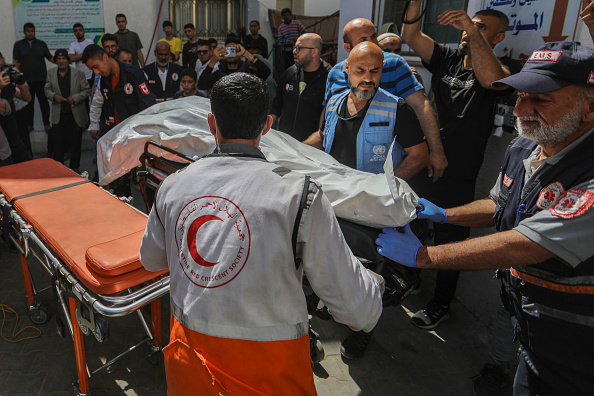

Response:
(100, 61), (156, 130)
(142, 62), (183, 101)
(12, 39), (52, 82)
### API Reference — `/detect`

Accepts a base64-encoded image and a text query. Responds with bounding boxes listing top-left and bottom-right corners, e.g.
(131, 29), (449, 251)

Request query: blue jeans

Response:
(487, 304), (518, 373)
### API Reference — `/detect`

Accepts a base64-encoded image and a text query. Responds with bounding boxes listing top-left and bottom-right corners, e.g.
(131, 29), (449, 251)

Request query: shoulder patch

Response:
(139, 82), (150, 95)
(550, 188), (594, 219)
(503, 174), (513, 187)
(124, 83), (134, 95)
(536, 182), (564, 210)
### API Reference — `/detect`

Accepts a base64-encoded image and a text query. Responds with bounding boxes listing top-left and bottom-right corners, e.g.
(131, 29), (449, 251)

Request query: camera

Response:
(2, 64), (25, 85)
(224, 47), (237, 58)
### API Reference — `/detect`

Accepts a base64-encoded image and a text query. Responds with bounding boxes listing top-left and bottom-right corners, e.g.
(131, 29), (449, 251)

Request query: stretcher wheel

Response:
(146, 342), (162, 366)
(93, 314), (110, 343)
(72, 378), (91, 396)
(75, 306), (92, 336)
(29, 306), (50, 324)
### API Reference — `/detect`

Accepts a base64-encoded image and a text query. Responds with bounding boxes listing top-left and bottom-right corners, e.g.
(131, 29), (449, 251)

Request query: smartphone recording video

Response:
(224, 47), (237, 57)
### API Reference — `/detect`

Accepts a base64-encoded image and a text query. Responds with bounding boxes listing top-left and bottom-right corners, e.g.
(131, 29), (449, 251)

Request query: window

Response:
(377, 0), (469, 49)
(170, 0), (243, 40)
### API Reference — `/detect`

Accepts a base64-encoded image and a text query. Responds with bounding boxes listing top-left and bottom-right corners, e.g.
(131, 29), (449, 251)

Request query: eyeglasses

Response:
(383, 48), (402, 54)
(197, 50), (209, 55)
(293, 45), (315, 53)
(104, 45), (117, 50)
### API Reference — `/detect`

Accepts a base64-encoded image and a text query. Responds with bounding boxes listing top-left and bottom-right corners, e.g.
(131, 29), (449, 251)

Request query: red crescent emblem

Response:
(175, 196), (251, 289)
(187, 215), (222, 267)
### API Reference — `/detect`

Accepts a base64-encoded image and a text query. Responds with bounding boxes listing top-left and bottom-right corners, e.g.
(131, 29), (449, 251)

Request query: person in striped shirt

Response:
(277, 8), (306, 70)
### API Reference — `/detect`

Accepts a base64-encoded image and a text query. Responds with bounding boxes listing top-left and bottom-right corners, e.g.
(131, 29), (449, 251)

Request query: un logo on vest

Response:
(175, 196), (251, 288)
(373, 145), (386, 155)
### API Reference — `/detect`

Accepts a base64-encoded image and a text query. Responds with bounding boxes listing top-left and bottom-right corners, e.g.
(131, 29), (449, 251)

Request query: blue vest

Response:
(495, 134), (594, 277)
(495, 134), (594, 391)
(323, 89), (406, 174)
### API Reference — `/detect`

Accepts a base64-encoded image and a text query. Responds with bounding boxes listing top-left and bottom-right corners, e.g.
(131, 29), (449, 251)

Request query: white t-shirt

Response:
(157, 67), (167, 91)
(69, 38), (94, 79)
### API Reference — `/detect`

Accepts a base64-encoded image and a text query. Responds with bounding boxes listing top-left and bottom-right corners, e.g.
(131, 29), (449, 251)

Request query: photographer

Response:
(197, 36), (270, 91)
(0, 53), (32, 163)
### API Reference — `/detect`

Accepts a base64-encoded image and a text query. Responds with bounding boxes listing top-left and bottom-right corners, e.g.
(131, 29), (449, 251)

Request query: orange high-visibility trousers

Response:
(163, 315), (317, 395)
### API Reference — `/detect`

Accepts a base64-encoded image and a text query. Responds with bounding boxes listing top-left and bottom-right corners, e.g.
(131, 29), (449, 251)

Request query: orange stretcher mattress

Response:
(0, 158), (167, 294)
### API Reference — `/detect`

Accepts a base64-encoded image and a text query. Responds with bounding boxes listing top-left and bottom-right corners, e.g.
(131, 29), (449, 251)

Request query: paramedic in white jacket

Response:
(139, 72), (383, 395)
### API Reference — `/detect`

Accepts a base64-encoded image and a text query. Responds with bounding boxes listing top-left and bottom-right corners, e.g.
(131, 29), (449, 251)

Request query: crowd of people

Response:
(2, 2), (594, 395)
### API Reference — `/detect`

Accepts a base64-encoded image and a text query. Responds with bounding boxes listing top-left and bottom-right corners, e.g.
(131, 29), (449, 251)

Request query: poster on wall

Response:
(13, 0), (105, 49)
(482, 0), (581, 63)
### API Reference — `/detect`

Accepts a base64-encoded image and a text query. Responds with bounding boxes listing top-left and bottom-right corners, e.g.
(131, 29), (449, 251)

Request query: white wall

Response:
(304, 0), (339, 17)
(0, 2), (18, 63)
(246, 0), (276, 63)
(337, 0), (374, 62)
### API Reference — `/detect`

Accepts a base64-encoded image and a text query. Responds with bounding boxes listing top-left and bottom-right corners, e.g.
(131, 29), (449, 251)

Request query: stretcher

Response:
(0, 158), (169, 395)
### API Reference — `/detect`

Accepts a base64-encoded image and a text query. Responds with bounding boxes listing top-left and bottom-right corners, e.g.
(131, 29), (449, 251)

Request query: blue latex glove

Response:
(416, 198), (448, 224)
(376, 225), (422, 268)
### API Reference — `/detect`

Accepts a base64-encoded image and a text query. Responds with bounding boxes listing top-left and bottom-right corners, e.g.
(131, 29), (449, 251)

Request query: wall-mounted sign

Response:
(13, 0), (105, 48)
(483, 0), (581, 62)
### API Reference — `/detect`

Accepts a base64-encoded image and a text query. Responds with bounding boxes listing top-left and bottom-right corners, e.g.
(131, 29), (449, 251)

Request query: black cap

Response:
(54, 48), (70, 61)
(493, 41), (594, 93)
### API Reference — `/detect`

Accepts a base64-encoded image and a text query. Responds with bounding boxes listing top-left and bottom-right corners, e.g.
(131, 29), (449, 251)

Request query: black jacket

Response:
(99, 61), (156, 131)
(142, 62), (184, 101)
(271, 61), (331, 142)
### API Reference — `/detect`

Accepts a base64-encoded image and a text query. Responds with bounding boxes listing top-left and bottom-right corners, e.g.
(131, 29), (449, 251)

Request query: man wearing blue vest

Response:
(307, 18), (446, 181)
(321, 42), (428, 179)
(376, 41), (594, 395)
(318, 42), (428, 360)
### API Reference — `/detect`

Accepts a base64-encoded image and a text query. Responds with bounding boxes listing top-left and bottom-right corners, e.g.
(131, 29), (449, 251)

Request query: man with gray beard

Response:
(318, 42), (429, 180)
(143, 41), (183, 102)
(375, 41), (594, 394)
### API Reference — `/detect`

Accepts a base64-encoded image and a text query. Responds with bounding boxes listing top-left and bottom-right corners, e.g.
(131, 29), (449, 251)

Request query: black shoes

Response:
(340, 329), (374, 360)
(472, 363), (508, 396)
(411, 300), (450, 329)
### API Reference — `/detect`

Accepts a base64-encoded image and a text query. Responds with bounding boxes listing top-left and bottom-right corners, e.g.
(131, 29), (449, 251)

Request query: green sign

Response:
(13, 0), (105, 48)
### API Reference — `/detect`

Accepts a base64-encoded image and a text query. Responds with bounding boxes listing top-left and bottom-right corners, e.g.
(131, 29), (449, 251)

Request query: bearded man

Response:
(376, 41), (594, 395)
(319, 41), (429, 179)
(143, 41), (183, 101)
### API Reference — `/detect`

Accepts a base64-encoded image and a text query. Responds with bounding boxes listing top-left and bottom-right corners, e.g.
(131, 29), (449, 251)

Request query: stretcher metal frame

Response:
(0, 171), (170, 396)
